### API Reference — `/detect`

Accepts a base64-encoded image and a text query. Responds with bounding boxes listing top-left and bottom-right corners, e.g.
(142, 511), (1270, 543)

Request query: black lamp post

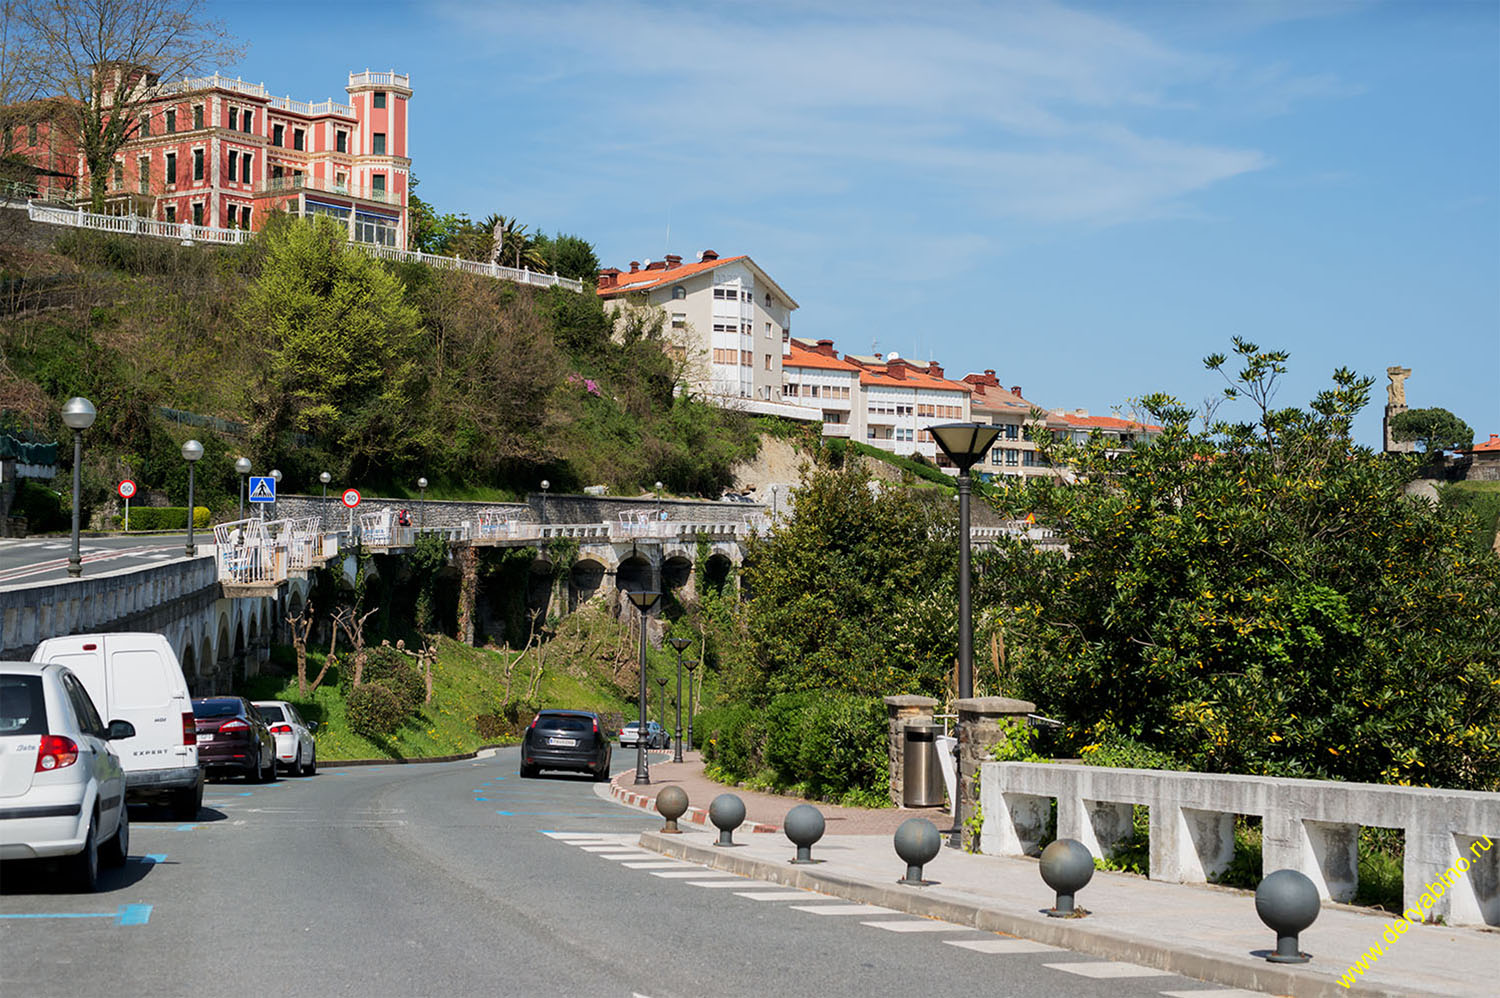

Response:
(656, 675), (668, 728)
(61, 396), (96, 578)
(319, 471), (331, 529)
(626, 589), (661, 784)
(417, 477), (428, 528)
(182, 439), (203, 557)
(928, 421), (1000, 847)
(684, 658), (699, 753)
(540, 479), (550, 525)
(235, 456), (252, 521)
(668, 636), (691, 763)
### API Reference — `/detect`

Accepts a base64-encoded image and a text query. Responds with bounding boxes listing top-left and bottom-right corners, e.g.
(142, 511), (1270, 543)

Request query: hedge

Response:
(346, 683), (407, 738)
(116, 506), (210, 530)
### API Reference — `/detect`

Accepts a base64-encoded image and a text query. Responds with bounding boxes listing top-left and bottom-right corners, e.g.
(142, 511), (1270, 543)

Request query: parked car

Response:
(251, 700), (318, 776)
(192, 697), (276, 783)
(520, 710), (612, 781)
(618, 720), (669, 749)
(0, 662), (135, 890)
(31, 633), (204, 819)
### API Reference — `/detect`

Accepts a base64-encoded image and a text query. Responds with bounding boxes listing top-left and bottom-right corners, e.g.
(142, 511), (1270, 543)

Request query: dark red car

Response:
(192, 697), (276, 783)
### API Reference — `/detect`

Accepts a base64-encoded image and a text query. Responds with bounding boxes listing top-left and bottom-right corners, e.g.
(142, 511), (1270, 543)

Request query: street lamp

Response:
(683, 658), (699, 753)
(540, 479), (550, 525)
(417, 477), (428, 528)
(654, 480), (663, 522)
(235, 456), (252, 520)
(668, 636), (691, 763)
(181, 439), (203, 557)
(319, 471), (331, 529)
(61, 396), (96, 578)
(656, 675), (668, 728)
(269, 469), (282, 520)
(929, 422), (1000, 848)
(626, 589), (661, 785)
(771, 484), (779, 519)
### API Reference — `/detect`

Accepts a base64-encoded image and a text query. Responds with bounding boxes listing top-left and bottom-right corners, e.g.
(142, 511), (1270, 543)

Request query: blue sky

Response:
(211, 0), (1497, 448)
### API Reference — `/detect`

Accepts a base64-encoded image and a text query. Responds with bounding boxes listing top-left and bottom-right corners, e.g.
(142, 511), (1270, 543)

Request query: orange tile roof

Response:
(784, 342), (862, 372)
(969, 384), (1037, 413)
(1470, 433), (1500, 453)
(597, 255), (748, 296)
(1056, 413), (1163, 433)
(857, 367), (972, 393)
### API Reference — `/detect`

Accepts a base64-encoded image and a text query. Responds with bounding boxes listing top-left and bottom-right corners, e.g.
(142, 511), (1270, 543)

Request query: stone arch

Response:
(526, 557), (556, 624)
(180, 642), (197, 692)
(569, 558), (606, 609)
(215, 614), (232, 690)
(616, 553), (653, 595)
(661, 554), (692, 591)
(702, 552), (733, 593)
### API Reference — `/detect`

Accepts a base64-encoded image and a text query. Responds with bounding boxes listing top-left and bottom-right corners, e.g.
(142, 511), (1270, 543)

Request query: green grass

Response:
(1439, 480), (1500, 556)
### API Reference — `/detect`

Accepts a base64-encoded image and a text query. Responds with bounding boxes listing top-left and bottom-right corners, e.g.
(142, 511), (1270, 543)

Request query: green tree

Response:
(239, 215), (423, 479)
(532, 233), (600, 282)
(1389, 407), (1474, 454)
(982, 338), (1500, 791)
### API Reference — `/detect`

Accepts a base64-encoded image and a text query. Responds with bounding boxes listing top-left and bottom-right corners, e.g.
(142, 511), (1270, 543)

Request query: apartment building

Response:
(1047, 410), (1162, 453)
(784, 339), (863, 438)
(597, 251), (798, 404)
(842, 352), (972, 464)
(963, 370), (1052, 480)
(3, 67), (411, 246)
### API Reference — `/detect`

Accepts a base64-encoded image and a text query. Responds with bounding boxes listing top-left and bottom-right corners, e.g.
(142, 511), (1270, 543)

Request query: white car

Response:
(0, 662), (134, 891)
(619, 720), (669, 749)
(251, 700), (318, 776)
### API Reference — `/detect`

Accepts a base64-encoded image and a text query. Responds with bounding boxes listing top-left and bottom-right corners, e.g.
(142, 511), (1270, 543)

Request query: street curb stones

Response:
(608, 770), (781, 834)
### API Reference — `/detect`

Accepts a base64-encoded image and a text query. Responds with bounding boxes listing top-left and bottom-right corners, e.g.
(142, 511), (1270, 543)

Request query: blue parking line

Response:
(496, 810), (515, 816)
(117, 904), (152, 925)
(175, 824), (198, 831)
(475, 797), (489, 802)
(0, 904), (151, 926)
(140, 853), (168, 864)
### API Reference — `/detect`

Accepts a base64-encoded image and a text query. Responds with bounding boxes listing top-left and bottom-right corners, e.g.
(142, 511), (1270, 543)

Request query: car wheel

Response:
(305, 746), (316, 776)
(262, 749), (278, 782)
(171, 779), (203, 820)
(65, 813), (99, 892)
(290, 748), (303, 777)
(519, 763), (539, 778)
(594, 764), (611, 783)
(100, 802), (129, 868)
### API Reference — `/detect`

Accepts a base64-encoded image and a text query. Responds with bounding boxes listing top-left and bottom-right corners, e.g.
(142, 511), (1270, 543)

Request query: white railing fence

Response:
(212, 518), (277, 584)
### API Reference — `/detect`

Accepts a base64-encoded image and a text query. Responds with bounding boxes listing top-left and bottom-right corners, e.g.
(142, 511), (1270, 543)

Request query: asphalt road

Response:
(0, 534), (201, 587)
(1, 748), (1244, 998)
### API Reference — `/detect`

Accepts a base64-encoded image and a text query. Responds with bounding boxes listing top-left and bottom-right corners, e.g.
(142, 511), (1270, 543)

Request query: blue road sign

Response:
(248, 476), (276, 502)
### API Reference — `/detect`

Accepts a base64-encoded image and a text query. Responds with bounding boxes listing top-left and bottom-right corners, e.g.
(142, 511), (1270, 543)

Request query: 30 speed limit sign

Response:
(341, 488), (361, 509)
(117, 479), (137, 500)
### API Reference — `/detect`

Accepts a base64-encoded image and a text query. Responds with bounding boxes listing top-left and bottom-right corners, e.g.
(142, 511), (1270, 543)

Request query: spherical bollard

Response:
(1255, 869), (1319, 964)
(709, 793), (746, 847)
(1039, 838), (1095, 917)
(784, 804), (826, 864)
(894, 817), (942, 886)
(656, 786), (689, 834)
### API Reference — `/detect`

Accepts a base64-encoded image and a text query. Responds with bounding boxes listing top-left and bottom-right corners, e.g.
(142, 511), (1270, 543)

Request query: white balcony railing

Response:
(820, 423), (852, 438)
(349, 70), (410, 90)
(268, 95), (354, 118)
(258, 173), (400, 204)
(165, 73), (268, 99)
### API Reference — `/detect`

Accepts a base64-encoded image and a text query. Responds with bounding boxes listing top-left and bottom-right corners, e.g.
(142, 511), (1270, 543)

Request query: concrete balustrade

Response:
(979, 761), (1500, 926)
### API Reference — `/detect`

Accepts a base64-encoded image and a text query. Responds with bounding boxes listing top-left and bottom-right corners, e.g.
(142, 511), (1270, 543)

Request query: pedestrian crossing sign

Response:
(248, 476), (276, 502)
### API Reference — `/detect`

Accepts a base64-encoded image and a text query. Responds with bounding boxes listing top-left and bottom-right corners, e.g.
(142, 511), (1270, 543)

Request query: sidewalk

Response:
(609, 751), (1496, 998)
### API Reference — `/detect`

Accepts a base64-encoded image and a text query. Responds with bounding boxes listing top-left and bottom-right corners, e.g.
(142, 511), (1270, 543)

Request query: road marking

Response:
(688, 880), (767, 888)
(1044, 962), (1174, 979)
(650, 870), (716, 878)
(945, 938), (1062, 954)
(175, 824), (199, 831)
(861, 920), (974, 933)
(791, 904), (899, 915)
(596, 852), (659, 860)
(622, 861), (695, 869)
(0, 904), (152, 926)
(734, 891), (813, 900)
(579, 844), (635, 852)
(1159, 992), (1265, 998)
(140, 853), (168, 865)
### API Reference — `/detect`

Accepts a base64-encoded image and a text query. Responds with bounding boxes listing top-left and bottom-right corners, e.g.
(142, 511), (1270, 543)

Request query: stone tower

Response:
(1383, 366), (1415, 454)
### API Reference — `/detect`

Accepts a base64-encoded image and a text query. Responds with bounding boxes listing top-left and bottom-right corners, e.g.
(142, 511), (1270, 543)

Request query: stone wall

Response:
(955, 695), (1036, 851)
(883, 695), (938, 807)
(266, 492), (763, 531)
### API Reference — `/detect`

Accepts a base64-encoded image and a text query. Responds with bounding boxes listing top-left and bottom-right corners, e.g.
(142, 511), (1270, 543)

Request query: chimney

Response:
(665, 254), (682, 270)
(597, 267), (621, 290)
(646, 260), (666, 271)
(701, 249), (719, 261)
(927, 360), (944, 379)
(1010, 385), (1022, 397)
(629, 261), (640, 273)
(815, 338), (836, 357)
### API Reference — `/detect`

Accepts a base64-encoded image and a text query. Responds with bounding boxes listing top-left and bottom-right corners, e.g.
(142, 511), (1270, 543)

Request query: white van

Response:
(31, 633), (204, 819)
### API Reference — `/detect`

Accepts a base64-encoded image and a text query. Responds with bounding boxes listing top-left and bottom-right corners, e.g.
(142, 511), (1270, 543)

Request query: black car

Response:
(520, 709), (612, 781)
(192, 696), (276, 782)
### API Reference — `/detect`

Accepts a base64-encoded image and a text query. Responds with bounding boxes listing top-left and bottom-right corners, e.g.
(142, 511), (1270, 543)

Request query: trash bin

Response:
(903, 719), (945, 807)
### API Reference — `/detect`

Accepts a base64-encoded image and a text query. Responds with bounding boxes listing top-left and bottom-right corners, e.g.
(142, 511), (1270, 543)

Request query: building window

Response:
(192, 202), (203, 226)
(741, 350), (753, 366)
(293, 128), (305, 151)
(164, 109), (176, 133)
(671, 312), (686, 328)
(192, 148), (204, 181)
(764, 354), (772, 371)
(165, 152), (176, 185)
(192, 104), (203, 129)
(765, 322), (772, 338)
(164, 204), (175, 223)
(372, 132), (386, 155)
(241, 206), (252, 229)
(336, 130), (348, 153)
(1023, 451), (1037, 467)
(672, 285), (686, 300)
(228, 150), (238, 182)
(27, 122), (38, 145)
(242, 110), (252, 133)
(273, 123), (284, 146)
(138, 113), (150, 137)
(112, 160), (122, 189)
(137, 156), (149, 194)
(241, 152), (251, 183)
(1006, 449), (1020, 466)
(374, 91), (387, 109)
(1004, 424), (1019, 440)
(371, 173), (386, 197)
(228, 107), (238, 130)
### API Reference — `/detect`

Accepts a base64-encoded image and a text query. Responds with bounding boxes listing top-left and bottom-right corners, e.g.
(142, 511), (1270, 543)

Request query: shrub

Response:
(362, 645), (424, 715)
(346, 682), (406, 738)
(12, 481), (67, 532)
(475, 714), (507, 740)
(116, 506), (210, 530)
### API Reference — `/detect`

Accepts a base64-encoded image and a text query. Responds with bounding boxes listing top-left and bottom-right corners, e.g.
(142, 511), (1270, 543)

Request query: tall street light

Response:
(319, 471), (332, 529)
(61, 396), (96, 578)
(929, 421), (1000, 848)
(668, 636), (692, 763)
(540, 479), (550, 525)
(182, 439), (203, 557)
(417, 477), (428, 528)
(654, 480), (663, 522)
(626, 589), (661, 785)
(235, 456), (252, 520)
(771, 484), (779, 520)
(269, 469), (282, 520)
(683, 658), (699, 753)
(656, 675), (668, 729)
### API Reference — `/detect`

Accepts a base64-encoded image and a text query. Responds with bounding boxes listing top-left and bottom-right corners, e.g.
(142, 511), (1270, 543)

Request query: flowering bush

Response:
(566, 372), (602, 397)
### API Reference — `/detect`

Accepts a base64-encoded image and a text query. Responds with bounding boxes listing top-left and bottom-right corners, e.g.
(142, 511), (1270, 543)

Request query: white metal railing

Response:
(165, 73), (268, 99)
(259, 173), (397, 203)
(475, 513), (541, 541)
(212, 518), (278, 584)
(349, 70), (409, 89)
(26, 202), (585, 293)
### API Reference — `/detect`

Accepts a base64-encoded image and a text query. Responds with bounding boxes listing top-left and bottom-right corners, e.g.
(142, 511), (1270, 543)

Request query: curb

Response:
(608, 768), (780, 834)
(318, 743), (510, 769)
(636, 831), (1434, 998)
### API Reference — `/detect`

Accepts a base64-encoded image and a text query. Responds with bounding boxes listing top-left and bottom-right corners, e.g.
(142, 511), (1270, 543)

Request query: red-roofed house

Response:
(838, 351), (972, 465)
(597, 250), (799, 407)
(1466, 433), (1500, 481)
(963, 370), (1053, 479)
(784, 338), (862, 438)
(1048, 409), (1163, 454)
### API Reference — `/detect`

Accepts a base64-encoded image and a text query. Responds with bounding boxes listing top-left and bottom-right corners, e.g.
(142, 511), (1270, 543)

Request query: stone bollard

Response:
(656, 786), (688, 834)
(1039, 838), (1094, 917)
(895, 817), (942, 886)
(784, 804), (825, 864)
(709, 793), (745, 847)
(1255, 869), (1319, 963)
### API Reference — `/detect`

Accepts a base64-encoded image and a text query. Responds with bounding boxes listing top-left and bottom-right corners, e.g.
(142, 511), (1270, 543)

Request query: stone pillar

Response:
(884, 695), (937, 807)
(455, 546), (478, 646)
(1383, 365), (1415, 454)
(955, 696), (1035, 851)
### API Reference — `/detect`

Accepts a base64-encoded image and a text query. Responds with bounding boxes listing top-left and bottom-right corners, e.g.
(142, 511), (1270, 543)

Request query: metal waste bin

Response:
(902, 719), (945, 807)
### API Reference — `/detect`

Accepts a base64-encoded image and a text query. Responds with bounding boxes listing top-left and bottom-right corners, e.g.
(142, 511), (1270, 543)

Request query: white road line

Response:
(733, 891), (812, 900)
(622, 861), (695, 869)
(861, 920), (974, 933)
(1044, 962), (1174, 979)
(595, 852), (659, 860)
(687, 880), (766, 888)
(1159, 992), (1266, 998)
(579, 844), (633, 852)
(791, 904), (898, 915)
(650, 870), (716, 878)
(945, 939), (1062, 954)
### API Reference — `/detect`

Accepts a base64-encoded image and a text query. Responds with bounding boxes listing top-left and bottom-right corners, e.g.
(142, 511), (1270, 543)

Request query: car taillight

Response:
(36, 735), (79, 772)
(219, 719), (251, 734)
(182, 711), (196, 746)
(270, 724), (292, 735)
(593, 718), (600, 734)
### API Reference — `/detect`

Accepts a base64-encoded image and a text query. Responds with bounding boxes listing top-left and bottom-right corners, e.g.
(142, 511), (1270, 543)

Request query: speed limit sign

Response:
(117, 479), (137, 499)
(341, 488), (361, 509)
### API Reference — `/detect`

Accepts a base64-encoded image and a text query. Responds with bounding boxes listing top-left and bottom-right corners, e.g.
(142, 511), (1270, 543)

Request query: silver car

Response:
(0, 662), (135, 890)
(251, 700), (318, 776)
